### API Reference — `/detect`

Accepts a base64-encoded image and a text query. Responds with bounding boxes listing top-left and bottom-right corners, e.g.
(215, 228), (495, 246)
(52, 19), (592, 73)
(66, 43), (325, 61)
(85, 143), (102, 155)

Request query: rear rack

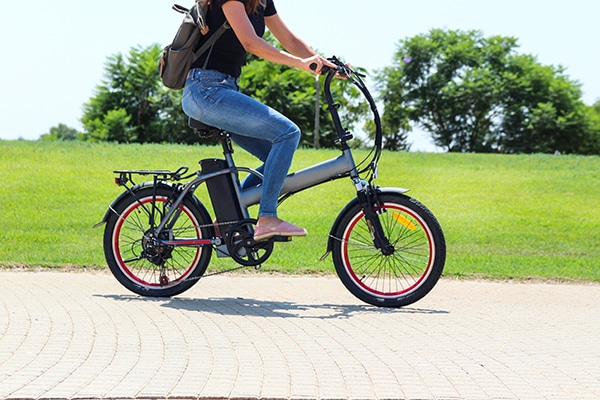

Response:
(113, 166), (191, 186)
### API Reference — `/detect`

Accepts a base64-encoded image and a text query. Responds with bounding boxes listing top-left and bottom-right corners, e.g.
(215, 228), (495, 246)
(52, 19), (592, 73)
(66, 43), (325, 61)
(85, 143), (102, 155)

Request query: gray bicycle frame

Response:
(239, 149), (357, 207)
(152, 146), (359, 236)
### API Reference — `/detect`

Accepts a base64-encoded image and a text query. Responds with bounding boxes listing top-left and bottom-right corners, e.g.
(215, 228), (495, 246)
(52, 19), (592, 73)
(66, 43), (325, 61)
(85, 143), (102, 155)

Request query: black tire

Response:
(331, 192), (445, 308)
(103, 186), (213, 297)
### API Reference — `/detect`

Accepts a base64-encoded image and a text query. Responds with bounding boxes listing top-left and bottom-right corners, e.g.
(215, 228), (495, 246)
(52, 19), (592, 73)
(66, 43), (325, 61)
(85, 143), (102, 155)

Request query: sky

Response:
(1, 0), (599, 151)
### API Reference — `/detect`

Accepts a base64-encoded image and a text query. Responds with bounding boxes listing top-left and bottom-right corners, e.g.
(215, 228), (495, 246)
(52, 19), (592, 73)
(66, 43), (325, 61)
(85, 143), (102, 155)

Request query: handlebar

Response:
(318, 56), (383, 178)
(310, 60), (366, 79)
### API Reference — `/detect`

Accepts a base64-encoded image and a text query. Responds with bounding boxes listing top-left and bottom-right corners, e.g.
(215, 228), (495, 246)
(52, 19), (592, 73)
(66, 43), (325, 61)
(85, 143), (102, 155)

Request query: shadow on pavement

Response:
(95, 293), (449, 319)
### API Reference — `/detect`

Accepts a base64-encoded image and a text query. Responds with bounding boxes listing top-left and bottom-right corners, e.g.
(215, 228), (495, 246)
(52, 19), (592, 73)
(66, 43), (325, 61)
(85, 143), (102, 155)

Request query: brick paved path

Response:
(1, 271), (598, 399)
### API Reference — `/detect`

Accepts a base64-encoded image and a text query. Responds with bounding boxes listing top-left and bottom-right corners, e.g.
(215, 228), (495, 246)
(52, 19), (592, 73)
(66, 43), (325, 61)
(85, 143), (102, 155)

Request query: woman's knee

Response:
(277, 121), (301, 146)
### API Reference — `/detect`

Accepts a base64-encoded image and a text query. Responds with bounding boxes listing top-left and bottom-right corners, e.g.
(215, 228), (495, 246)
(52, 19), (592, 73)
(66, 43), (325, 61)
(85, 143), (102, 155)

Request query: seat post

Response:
(218, 132), (236, 169)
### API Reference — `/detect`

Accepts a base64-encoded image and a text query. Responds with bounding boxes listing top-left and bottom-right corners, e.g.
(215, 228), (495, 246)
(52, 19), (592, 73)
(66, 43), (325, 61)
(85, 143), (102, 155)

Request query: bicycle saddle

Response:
(188, 118), (221, 136)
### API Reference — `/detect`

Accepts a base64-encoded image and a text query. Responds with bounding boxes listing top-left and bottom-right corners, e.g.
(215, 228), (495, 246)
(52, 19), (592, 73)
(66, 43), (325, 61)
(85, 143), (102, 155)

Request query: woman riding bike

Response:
(181, 0), (334, 241)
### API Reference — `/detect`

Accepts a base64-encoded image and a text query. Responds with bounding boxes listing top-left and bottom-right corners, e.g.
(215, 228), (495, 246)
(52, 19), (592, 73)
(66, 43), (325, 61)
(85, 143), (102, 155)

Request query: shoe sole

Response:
(254, 230), (307, 242)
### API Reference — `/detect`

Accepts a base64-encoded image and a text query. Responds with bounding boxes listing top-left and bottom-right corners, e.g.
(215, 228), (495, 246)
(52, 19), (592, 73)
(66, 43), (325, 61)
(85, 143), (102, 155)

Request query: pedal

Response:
(271, 236), (292, 242)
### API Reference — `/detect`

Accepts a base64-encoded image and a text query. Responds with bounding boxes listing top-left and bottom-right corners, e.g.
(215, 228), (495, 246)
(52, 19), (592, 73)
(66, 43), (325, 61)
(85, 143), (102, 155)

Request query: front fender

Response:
(93, 181), (177, 228)
(321, 187), (409, 259)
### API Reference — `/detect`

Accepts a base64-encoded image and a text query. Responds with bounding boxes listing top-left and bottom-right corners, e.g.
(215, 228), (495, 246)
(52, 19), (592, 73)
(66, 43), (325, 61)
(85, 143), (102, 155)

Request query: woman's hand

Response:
(300, 55), (336, 75)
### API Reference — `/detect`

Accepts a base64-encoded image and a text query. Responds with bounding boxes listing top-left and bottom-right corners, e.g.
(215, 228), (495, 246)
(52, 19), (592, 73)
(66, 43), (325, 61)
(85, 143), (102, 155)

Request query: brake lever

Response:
(311, 58), (365, 79)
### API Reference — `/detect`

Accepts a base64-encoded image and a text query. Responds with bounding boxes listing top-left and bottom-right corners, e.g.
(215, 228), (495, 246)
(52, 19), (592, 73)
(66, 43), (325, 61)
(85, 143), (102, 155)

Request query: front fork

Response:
(353, 178), (395, 256)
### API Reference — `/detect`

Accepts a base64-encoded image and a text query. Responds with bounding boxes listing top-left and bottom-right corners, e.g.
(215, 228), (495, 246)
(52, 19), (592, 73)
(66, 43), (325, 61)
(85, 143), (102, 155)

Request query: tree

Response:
(40, 123), (81, 141)
(240, 33), (368, 149)
(378, 29), (599, 154)
(240, 59), (367, 149)
(583, 100), (600, 154)
(499, 55), (597, 154)
(81, 45), (194, 144)
(81, 39), (367, 147)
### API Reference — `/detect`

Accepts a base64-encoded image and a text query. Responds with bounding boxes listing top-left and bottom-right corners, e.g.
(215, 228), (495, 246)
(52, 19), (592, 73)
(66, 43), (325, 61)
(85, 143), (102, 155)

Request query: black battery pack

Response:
(200, 158), (246, 224)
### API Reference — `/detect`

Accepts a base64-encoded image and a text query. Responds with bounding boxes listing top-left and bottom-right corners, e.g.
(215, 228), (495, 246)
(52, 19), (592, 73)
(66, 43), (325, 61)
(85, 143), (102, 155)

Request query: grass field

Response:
(1, 139), (599, 282)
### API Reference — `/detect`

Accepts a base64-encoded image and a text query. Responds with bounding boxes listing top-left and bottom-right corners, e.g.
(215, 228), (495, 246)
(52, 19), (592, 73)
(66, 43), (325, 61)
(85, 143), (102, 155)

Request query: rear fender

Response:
(93, 181), (179, 228)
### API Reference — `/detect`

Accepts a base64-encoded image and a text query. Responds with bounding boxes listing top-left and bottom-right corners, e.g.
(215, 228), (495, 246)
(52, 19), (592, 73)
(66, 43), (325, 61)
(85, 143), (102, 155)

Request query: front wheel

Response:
(103, 185), (213, 297)
(331, 192), (446, 308)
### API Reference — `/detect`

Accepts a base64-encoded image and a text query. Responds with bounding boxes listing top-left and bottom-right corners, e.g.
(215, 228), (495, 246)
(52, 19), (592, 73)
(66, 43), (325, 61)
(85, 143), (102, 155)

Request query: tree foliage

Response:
(79, 38), (367, 148)
(81, 45), (194, 144)
(74, 31), (598, 154)
(240, 32), (368, 148)
(240, 35), (368, 148)
(379, 29), (599, 154)
(40, 123), (82, 141)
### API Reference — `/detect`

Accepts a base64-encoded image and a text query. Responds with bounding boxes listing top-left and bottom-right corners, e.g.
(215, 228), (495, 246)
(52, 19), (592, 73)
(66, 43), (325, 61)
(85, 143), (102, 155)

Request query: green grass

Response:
(1, 140), (599, 282)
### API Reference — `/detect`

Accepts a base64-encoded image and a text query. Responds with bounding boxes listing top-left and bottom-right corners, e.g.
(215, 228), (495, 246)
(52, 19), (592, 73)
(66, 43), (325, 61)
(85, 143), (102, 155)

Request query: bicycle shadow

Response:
(97, 293), (449, 319)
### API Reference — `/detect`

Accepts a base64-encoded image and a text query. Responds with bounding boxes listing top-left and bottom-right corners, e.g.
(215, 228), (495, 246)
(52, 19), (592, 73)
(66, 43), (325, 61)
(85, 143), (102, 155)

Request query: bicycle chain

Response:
(180, 220), (260, 282)
(194, 220), (242, 230)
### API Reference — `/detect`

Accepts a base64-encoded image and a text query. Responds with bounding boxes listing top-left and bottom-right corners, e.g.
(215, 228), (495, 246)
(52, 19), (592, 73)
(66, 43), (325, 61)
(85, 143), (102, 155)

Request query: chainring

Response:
(226, 219), (274, 266)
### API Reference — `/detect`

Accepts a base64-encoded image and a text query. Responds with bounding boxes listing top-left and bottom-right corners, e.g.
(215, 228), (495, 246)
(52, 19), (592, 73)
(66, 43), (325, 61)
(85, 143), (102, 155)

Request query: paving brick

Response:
(0, 272), (598, 400)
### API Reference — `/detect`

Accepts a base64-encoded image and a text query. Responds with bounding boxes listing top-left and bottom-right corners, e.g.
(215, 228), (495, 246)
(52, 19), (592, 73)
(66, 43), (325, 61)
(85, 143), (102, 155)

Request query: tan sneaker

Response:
(254, 220), (307, 242)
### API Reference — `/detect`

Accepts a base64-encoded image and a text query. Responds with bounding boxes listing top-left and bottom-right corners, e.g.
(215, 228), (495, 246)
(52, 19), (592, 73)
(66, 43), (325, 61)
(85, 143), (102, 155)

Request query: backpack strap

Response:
(195, 21), (230, 68)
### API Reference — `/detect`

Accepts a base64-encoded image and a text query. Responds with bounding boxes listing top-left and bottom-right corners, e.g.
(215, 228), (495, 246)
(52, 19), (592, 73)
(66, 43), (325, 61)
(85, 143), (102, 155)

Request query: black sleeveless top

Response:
(191, 0), (277, 77)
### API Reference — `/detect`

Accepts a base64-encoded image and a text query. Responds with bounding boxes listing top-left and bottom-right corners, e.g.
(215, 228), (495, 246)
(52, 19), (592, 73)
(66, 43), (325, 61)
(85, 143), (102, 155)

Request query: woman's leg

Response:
(182, 69), (301, 219)
(239, 163), (265, 190)
(228, 127), (299, 218)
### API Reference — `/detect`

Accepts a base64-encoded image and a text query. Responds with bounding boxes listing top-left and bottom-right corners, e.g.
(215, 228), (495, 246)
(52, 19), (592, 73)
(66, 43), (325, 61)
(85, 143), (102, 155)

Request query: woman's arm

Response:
(221, 1), (332, 73)
(264, 13), (315, 58)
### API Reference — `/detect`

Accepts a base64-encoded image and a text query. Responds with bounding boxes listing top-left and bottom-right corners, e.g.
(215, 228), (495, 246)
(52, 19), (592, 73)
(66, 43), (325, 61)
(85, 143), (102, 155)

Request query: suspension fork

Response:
(353, 178), (395, 256)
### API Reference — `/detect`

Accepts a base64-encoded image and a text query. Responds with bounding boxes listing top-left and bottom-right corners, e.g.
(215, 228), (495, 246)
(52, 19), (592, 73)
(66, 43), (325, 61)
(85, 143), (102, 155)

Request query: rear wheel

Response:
(103, 186), (213, 297)
(331, 193), (445, 308)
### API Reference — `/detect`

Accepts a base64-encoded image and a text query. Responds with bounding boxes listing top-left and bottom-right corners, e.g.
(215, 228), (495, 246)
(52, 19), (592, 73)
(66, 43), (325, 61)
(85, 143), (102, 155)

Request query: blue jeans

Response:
(182, 68), (301, 218)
